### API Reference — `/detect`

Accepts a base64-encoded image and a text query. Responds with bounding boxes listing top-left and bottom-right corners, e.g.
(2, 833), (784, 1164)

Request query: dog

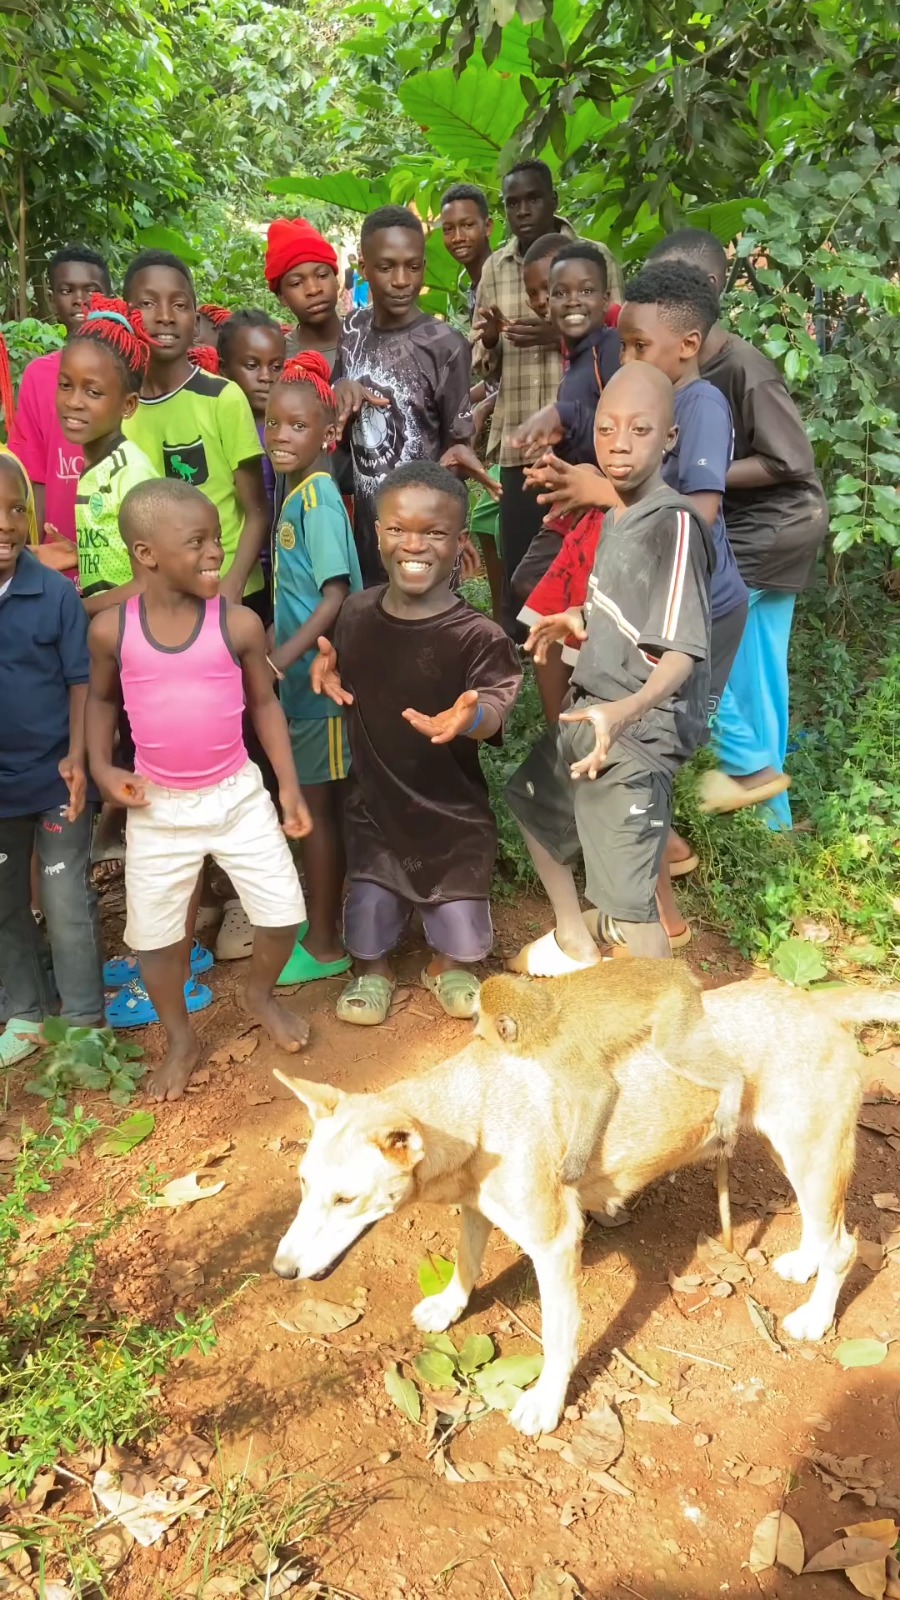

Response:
(272, 966), (895, 1437)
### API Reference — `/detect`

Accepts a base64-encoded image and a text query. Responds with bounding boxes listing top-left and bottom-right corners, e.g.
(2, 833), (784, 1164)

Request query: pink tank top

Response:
(119, 595), (247, 789)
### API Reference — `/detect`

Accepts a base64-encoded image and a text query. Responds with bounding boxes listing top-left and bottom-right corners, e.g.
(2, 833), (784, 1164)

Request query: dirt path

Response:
(16, 898), (900, 1600)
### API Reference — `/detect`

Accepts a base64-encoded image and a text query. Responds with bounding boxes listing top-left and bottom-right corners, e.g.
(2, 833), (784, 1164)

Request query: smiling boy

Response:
(505, 364), (714, 971)
(439, 183), (494, 319)
(9, 244), (112, 571)
(264, 218), (343, 369)
(121, 249), (269, 606)
(312, 460), (521, 1026)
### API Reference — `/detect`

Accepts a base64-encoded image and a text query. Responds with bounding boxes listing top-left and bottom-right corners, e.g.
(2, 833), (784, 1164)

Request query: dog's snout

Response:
(272, 1255), (299, 1280)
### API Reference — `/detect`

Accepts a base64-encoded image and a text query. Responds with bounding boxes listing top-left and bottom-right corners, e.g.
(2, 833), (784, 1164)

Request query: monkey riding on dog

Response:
(273, 962), (887, 1438)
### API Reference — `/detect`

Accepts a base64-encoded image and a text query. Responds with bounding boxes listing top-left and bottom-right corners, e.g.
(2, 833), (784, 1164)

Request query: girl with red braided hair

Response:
(56, 297), (160, 616)
(265, 351), (362, 986)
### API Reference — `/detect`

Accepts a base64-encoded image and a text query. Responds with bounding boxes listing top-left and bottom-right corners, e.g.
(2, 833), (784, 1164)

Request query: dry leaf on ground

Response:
(530, 1570), (581, 1600)
(696, 1231), (753, 1284)
(804, 1535), (896, 1572)
(843, 1521), (900, 1544)
(166, 1260), (204, 1294)
(846, 1560), (889, 1599)
(208, 1033), (259, 1068)
(668, 1271), (704, 1293)
(442, 1458), (493, 1483)
(148, 1172), (226, 1208)
(634, 1394), (680, 1426)
(153, 1432), (214, 1477)
(271, 1299), (363, 1338)
(748, 1509), (805, 1575)
(192, 1137), (234, 1168)
(0, 1138), (20, 1162)
(559, 1404), (624, 1474)
(746, 1296), (782, 1350)
(91, 1525), (134, 1575)
(93, 1468), (210, 1547)
(873, 1193), (900, 1212)
(810, 1452), (884, 1505)
(0, 1532), (31, 1575)
(858, 1238), (886, 1271)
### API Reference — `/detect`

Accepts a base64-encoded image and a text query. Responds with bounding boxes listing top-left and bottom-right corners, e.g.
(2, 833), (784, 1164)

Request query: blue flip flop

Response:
(105, 976), (214, 1029)
(104, 941), (214, 989)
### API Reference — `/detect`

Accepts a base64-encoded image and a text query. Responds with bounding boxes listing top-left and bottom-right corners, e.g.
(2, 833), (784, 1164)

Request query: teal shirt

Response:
(274, 471), (362, 721)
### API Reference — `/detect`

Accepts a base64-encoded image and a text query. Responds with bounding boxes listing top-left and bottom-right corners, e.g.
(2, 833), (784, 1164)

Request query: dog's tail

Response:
(811, 988), (900, 1028)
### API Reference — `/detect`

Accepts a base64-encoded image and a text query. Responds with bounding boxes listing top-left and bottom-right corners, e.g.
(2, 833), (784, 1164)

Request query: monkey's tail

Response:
(717, 1154), (733, 1253)
(809, 988), (900, 1027)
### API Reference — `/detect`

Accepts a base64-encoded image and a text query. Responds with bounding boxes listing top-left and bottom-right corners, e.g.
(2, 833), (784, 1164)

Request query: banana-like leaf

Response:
(268, 173), (392, 213)
(399, 58), (530, 169)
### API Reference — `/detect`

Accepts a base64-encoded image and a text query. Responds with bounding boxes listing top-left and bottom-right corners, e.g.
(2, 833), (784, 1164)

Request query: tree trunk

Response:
(16, 154), (27, 321)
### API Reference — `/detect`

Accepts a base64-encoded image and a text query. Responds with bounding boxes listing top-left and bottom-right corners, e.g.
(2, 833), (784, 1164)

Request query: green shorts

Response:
(469, 465), (501, 544)
(289, 715), (351, 785)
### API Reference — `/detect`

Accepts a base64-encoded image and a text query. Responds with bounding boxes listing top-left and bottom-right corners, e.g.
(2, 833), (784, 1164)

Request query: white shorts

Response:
(124, 762), (306, 951)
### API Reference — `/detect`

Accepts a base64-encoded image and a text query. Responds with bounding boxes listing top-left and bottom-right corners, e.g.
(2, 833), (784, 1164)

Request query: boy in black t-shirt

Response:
(650, 229), (828, 828)
(506, 363), (714, 970)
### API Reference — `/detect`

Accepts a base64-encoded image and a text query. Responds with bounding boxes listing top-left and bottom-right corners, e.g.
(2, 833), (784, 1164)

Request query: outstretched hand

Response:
(402, 688), (480, 745)
(525, 453), (616, 518)
(440, 444), (502, 499)
(309, 635), (353, 706)
(559, 702), (621, 779)
(524, 609), (587, 666)
(511, 405), (564, 455)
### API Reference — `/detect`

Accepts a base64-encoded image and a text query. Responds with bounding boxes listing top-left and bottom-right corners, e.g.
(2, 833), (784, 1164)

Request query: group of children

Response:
(0, 198), (827, 1099)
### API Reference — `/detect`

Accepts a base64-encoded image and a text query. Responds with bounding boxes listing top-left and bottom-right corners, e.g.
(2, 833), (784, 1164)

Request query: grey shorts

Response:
(343, 879), (494, 963)
(505, 713), (672, 923)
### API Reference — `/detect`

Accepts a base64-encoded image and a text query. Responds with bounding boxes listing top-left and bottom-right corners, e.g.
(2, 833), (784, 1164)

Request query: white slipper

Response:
(214, 900), (253, 961)
(507, 931), (601, 977)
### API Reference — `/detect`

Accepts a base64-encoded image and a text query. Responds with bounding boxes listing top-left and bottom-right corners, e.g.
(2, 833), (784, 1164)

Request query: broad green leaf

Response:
(423, 1333), (459, 1358)
(413, 1349), (458, 1388)
(96, 1110), (155, 1159)
(41, 1016), (68, 1044)
(770, 938), (829, 987)
(424, 227), (461, 294)
(384, 1363), (421, 1422)
(474, 1352), (543, 1403)
(136, 225), (202, 265)
(834, 1338), (889, 1369)
(457, 1333), (495, 1373)
(398, 59), (530, 168)
(267, 173), (391, 213)
(418, 1254), (455, 1297)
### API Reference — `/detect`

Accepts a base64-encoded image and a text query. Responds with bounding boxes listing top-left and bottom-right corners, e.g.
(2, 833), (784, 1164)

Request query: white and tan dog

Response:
(273, 967), (894, 1437)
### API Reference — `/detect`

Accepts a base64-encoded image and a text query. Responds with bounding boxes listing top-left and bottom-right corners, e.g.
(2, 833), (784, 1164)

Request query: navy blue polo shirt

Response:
(0, 548), (90, 818)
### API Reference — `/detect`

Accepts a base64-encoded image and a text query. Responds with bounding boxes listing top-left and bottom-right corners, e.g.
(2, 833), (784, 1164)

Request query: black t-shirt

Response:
(572, 487), (714, 773)
(333, 310), (474, 585)
(335, 588), (521, 902)
(701, 334), (828, 592)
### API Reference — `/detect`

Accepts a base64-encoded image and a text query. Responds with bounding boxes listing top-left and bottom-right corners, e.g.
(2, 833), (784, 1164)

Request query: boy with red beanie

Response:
(265, 218), (343, 371)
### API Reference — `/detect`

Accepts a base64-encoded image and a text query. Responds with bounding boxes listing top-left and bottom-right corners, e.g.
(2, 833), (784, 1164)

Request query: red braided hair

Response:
(278, 350), (336, 414)
(188, 344), (220, 374)
(0, 331), (15, 434)
(73, 294), (151, 391)
(198, 304), (232, 328)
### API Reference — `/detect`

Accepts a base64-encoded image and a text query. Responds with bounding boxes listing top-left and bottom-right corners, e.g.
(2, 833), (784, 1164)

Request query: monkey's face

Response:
(474, 974), (560, 1055)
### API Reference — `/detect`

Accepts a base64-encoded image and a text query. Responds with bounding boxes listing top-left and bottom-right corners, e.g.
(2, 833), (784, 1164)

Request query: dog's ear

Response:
(273, 1070), (344, 1122)
(373, 1123), (424, 1170)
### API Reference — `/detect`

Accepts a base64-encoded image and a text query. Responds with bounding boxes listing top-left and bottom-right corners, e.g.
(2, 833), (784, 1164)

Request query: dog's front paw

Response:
(773, 1248), (817, 1285)
(509, 1383), (563, 1438)
(781, 1300), (833, 1342)
(412, 1288), (467, 1333)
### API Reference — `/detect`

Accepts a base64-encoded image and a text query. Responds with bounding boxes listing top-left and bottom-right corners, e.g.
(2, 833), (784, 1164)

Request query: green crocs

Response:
(336, 974), (395, 1026)
(277, 939), (351, 987)
(421, 968), (481, 1019)
(0, 1018), (42, 1069)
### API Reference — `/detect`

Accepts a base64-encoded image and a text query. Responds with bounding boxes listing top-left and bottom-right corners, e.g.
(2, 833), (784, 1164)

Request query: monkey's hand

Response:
(559, 702), (623, 779)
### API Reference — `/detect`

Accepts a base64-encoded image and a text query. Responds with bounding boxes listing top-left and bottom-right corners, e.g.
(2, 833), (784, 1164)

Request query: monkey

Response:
(474, 962), (743, 1227)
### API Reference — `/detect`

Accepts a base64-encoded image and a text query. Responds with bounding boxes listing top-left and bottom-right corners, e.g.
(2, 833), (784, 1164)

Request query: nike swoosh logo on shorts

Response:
(629, 803), (650, 815)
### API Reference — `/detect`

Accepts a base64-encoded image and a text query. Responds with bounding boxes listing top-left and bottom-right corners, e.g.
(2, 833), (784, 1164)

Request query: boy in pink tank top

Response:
(85, 479), (310, 1100)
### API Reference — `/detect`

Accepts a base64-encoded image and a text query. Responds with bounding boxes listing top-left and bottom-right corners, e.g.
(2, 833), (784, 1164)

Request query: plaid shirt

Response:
(472, 222), (624, 467)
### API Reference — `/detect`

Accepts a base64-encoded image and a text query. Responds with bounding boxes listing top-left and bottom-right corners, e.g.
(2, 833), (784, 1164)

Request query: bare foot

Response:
(242, 987), (310, 1053)
(148, 1035), (200, 1102)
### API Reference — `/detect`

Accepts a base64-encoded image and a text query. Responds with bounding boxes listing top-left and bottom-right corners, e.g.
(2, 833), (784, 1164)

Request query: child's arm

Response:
(55, 583), (90, 820)
(221, 457), (269, 603)
(560, 651), (694, 780)
(83, 576), (143, 619)
(227, 605), (312, 840)
(727, 374), (817, 490)
(270, 580), (349, 676)
(436, 333), (499, 497)
(85, 609), (149, 808)
(526, 452), (619, 518)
